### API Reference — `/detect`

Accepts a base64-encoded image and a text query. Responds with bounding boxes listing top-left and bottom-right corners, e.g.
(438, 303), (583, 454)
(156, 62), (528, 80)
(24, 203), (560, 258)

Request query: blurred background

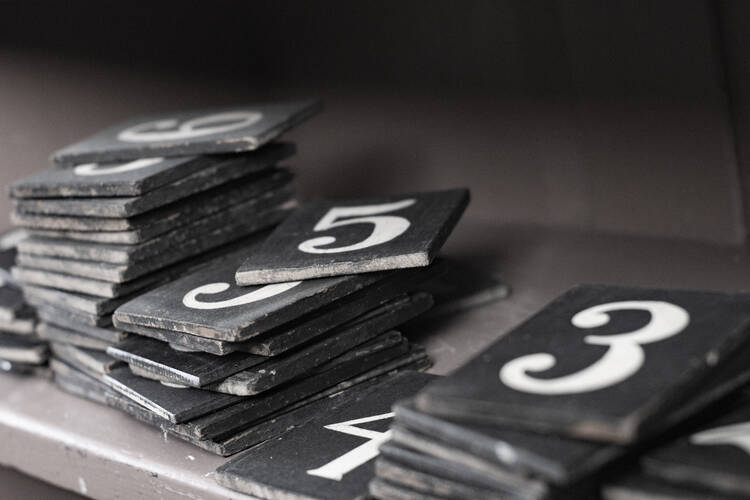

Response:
(1, 1), (749, 497)
(2, 0), (749, 244)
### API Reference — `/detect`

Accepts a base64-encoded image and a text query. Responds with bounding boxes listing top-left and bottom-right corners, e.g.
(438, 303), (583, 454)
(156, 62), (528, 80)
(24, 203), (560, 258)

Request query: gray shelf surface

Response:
(1, 221), (748, 499)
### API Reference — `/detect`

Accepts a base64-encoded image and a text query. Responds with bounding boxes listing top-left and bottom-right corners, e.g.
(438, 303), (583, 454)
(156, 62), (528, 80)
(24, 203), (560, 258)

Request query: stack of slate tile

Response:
(369, 285), (750, 500)
(0, 229), (48, 376)
(7, 101), (318, 356)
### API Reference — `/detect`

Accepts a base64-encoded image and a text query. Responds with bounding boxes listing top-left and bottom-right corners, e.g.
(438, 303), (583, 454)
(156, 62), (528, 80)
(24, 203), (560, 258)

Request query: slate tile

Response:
(16, 192), (293, 264)
(208, 294), (433, 395)
(51, 100), (320, 166)
(113, 250), (391, 342)
(214, 371), (435, 499)
(416, 285), (750, 443)
(51, 342), (123, 377)
(16, 143), (291, 217)
(235, 189), (469, 284)
(37, 322), (113, 351)
(104, 365), (243, 423)
(21, 168), (293, 244)
(0, 333), (48, 364)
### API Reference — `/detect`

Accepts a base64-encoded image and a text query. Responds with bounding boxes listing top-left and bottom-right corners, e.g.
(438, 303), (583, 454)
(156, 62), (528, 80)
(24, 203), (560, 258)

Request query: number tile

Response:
(51, 100), (320, 166)
(415, 284), (750, 444)
(113, 248), (394, 342)
(634, 389), (750, 497)
(214, 371), (435, 499)
(110, 294), (428, 390)
(15, 144), (291, 218)
(235, 189), (469, 285)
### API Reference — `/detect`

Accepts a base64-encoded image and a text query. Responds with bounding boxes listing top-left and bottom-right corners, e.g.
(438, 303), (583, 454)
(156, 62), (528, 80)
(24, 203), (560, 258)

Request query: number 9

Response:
(117, 111), (263, 143)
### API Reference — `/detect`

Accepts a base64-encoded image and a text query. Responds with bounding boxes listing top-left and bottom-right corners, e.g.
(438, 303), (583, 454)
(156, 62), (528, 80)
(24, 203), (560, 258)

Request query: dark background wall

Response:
(0, 0), (746, 243)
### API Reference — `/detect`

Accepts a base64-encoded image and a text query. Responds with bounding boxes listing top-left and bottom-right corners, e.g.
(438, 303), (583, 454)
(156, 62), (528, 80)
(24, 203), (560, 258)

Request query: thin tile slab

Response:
(17, 192), (293, 264)
(208, 294), (433, 395)
(10, 154), (251, 198)
(103, 365), (242, 423)
(32, 300), (113, 328)
(602, 472), (743, 500)
(375, 450), (534, 500)
(0, 358), (48, 377)
(0, 333), (48, 364)
(51, 359), (113, 405)
(17, 143), (291, 217)
(178, 333), (409, 441)
(0, 310), (36, 335)
(51, 342), (123, 377)
(368, 478), (443, 500)
(392, 400), (619, 486)
(113, 267), (435, 356)
(214, 371), (435, 499)
(23, 284), (135, 316)
(235, 189), (469, 285)
(21, 169), (293, 245)
(113, 250), (391, 342)
(377, 443), (551, 499)
(107, 336), (266, 387)
(51, 100), (320, 166)
(638, 391), (750, 497)
(36, 322), (113, 351)
(415, 285), (750, 444)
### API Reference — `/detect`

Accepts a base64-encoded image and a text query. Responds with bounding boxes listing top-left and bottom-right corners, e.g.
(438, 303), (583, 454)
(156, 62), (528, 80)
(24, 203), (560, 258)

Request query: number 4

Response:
(306, 412), (394, 481)
(298, 199), (416, 254)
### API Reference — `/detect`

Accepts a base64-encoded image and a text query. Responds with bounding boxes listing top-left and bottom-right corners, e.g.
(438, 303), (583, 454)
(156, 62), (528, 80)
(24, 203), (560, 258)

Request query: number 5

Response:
(499, 301), (689, 395)
(298, 199), (416, 254)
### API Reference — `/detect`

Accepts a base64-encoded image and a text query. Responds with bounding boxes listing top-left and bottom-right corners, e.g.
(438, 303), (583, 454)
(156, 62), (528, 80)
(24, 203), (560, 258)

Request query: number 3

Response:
(117, 111), (263, 143)
(298, 199), (416, 254)
(499, 301), (689, 395)
(182, 281), (301, 310)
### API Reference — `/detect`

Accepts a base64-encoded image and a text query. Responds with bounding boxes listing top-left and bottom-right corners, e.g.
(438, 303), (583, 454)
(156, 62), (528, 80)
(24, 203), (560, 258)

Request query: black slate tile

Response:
(36, 305), (127, 342)
(113, 250), (391, 342)
(16, 192), (293, 264)
(51, 100), (320, 166)
(392, 400), (619, 486)
(21, 168), (293, 245)
(51, 359), (113, 405)
(17, 143), (291, 217)
(214, 371), (435, 499)
(0, 332), (48, 364)
(107, 336), (265, 387)
(112, 266), (435, 356)
(51, 342), (123, 377)
(602, 472), (744, 500)
(235, 189), (469, 284)
(37, 322), (113, 351)
(103, 365), (242, 423)
(638, 391), (750, 497)
(416, 285), (750, 443)
(175, 332), (408, 440)
(208, 294), (433, 395)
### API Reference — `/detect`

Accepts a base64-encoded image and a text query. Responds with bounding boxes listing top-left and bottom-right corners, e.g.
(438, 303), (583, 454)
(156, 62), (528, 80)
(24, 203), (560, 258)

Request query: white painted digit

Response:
(73, 157), (164, 176)
(117, 111), (263, 142)
(298, 199), (415, 254)
(182, 281), (301, 310)
(306, 412), (394, 481)
(499, 301), (689, 395)
(691, 421), (750, 455)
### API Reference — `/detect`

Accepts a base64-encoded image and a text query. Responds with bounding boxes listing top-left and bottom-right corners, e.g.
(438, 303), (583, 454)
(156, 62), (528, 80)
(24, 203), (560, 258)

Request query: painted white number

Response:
(499, 301), (689, 395)
(691, 421), (750, 455)
(182, 281), (301, 310)
(73, 157), (164, 176)
(306, 412), (394, 481)
(298, 199), (416, 254)
(117, 111), (263, 142)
